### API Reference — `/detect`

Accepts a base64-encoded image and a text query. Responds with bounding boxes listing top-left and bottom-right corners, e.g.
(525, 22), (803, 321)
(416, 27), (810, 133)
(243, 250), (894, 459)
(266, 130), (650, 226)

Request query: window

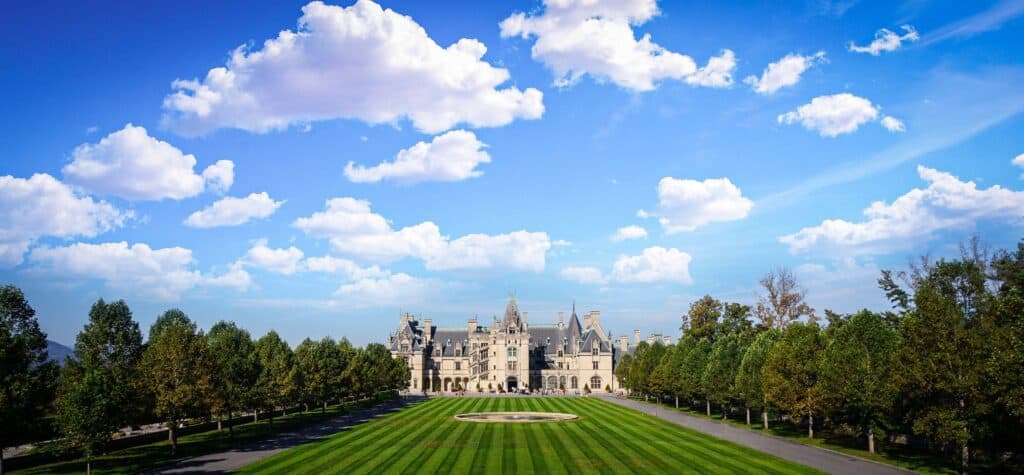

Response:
(593, 361), (599, 370)
(507, 361), (517, 370)
(435, 348), (441, 356)
(557, 350), (563, 357)
(592, 347), (599, 356)
(413, 379), (417, 388)
(591, 376), (602, 388)
(507, 347), (517, 358)
(400, 344), (409, 352)
(558, 362), (563, 369)
(455, 362), (461, 370)
(455, 348), (461, 357)
(571, 376), (578, 389)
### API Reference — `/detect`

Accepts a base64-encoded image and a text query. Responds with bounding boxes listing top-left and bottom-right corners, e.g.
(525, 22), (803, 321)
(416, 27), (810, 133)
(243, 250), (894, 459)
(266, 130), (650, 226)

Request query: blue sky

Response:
(2, 0), (1023, 347)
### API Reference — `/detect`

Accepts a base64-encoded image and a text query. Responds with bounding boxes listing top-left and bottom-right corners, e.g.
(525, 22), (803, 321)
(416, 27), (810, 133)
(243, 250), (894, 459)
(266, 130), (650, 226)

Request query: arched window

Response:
(591, 376), (602, 389)
(559, 376), (566, 389)
(547, 375), (557, 389)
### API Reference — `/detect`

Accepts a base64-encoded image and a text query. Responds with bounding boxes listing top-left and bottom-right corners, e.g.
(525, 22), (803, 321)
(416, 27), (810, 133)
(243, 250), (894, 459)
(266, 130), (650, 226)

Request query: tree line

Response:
(0, 289), (409, 474)
(615, 238), (1024, 473)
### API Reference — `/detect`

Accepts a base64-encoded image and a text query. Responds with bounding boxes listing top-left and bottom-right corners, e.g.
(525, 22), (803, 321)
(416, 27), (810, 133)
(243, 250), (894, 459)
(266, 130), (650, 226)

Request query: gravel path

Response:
(152, 397), (418, 474)
(597, 396), (914, 475)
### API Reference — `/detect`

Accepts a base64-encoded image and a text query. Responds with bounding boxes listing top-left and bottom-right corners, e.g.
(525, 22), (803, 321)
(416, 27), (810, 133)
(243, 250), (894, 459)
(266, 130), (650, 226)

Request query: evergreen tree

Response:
(56, 299), (143, 473)
(0, 285), (57, 475)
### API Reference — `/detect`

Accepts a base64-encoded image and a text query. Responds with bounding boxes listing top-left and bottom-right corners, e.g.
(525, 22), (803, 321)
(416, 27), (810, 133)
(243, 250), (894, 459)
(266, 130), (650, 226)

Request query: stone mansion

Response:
(388, 297), (668, 393)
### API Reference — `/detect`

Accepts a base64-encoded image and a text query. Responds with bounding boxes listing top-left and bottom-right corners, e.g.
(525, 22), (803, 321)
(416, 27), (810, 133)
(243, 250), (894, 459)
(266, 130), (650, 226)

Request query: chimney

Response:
(523, 311), (528, 324)
(558, 312), (564, 328)
(619, 335), (629, 352)
(633, 329), (641, 343)
(647, 334), (655, 345)
(584, 313), (592, 328)
(663, 335), (671, 345)
(468, 318), (477, 333)
(591, 310), (601, 322)
(424, 319), (432, 343)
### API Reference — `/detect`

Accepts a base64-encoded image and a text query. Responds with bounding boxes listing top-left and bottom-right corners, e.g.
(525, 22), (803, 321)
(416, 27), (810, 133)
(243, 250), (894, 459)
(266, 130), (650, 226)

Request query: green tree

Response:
(701, 333), (743, 420)
(735, 329), (780, 428)
(207, 321), (257, 438)
(820, 310), (899, 453)
(684, 295), (722, 341)
(295, 337), (345, 412)
(56, 299), (143, 474)
(614, 353), (633, 390)
(897, 259), (990, 472)
(253, 331), (299, 428)
(990, 241), (1024, 425)
(720, 302), (754, 336)
(763, 323), (826, 439)
(139, 310), (214, 454)
(0, 285), (58, 475)
(678, 336), (711, 415)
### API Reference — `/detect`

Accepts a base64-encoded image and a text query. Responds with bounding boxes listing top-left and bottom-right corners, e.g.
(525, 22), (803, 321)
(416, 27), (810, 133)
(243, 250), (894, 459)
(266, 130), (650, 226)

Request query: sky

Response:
(2, 0), (1024, 347)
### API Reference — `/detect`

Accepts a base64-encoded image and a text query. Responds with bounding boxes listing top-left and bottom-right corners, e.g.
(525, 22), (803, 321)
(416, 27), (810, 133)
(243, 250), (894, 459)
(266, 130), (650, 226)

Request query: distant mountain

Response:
(46, 340), (74, 365)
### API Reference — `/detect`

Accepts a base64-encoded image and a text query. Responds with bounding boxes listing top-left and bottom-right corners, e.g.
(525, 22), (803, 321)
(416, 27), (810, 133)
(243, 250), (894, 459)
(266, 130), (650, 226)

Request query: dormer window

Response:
(592, 347), (599, 356)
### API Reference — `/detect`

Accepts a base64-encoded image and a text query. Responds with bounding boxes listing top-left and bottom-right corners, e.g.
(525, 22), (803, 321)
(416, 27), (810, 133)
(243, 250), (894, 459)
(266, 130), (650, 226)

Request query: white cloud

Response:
(612, 225), (648, 241)
(921, 1), (1024, 46)
(1014, 153), (1024, 178)
(500, 0), (731, 91)
(162, 0), (543, 136)
(848, 25), (919, 55)
(184, 192), (284, 228)
(26, 241), (246, 300)
(0, 174), (129, 267)
(344, 130), (490, 184)
(201, 160), (235, 194)
(294, 197), (551, 271)
(778, 93), (881, 137)
(793, 258), (889, 313)
(304, 255), (388, 280)
(334, 272), (436, 306)
(880, 116), (906, 133)
(744, 51), (825, 95)
(780, 165), (1024, 255)
(685, 49), (737, 88)
(203, 263), (252, 291)
(639, 176), (753, 233)
(63, 124), (233, 200)
(561, 266), (608, 284)
(238, 239), (304, 275)
(611, 246), (693, 284)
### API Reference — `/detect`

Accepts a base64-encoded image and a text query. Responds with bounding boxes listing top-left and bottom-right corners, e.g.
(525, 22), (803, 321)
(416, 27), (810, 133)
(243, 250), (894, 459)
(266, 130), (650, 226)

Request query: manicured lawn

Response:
(238, 397), (821, 474)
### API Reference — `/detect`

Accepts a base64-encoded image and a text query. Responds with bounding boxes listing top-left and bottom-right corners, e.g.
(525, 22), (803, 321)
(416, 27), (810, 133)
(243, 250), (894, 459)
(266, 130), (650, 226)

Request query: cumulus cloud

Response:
(63, 124), (233, 200)
(778, 93), (895, 137)
(294, 197), (551, 271)
(780, 165), (1024, 255)
(334, 272), (438, 306)
(1014, 153), (1024, 178)
(500, 0), (732, 91)
(848, 25), (919, 55)
(744, 51), (825, 95)
(880, 116), (906, 133)
(612, 225), (648, 241)
(611, 246), (693, 284)
(162, 0), (543, 136)
(304, 255), (388, 280)
(561, 266), (608, 284)
(27, 241), (247, 300)
(184, 192), (284, 228)
(0, 173), (129, 267)
(639, 176), (753, 233)
(238, 239), (305, 275)
(344, 130), (490, 184)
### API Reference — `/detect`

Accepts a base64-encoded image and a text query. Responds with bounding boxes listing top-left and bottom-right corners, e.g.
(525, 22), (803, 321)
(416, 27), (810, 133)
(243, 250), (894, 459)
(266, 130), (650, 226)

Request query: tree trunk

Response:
(675, 396), (679, 408)
(808, 412), (814, 439)
(722, 404), (727, 420)
(86, 459), (91, 475)
(868, 428), (875, 454)
(763, 410), (769, 430)
(323, 401), (327, 414)
(961, 400), (969, 475)
(1, 448), (6, 475)
(706, 399), (711, 417)
(254, 410), (259, 422)
(217, 414), (222, 432)
(228, 408), (235, 439)
(746, 406), (751, 426)
(169, 423), (178, 454)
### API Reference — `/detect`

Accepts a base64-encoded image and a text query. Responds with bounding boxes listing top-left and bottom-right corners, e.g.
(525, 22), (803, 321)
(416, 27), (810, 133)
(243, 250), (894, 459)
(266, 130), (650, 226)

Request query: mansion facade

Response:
(388, 298), (667, 393)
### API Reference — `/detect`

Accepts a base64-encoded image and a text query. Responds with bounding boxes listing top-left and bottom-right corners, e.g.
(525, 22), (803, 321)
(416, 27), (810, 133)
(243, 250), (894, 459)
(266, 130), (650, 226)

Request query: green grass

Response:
(238, 397), (822, 474)
(10, 399), (382, 475)
(637, 397), (999, 475)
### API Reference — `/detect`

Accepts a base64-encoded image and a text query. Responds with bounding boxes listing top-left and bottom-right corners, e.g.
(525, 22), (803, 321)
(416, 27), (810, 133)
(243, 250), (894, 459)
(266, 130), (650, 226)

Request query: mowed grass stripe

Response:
(238, 397), (820, 475)
(544, 398), (633, 474)
(328, 397), (465, 474)
(255, 397), (460, 474)
(583, 399), (810, 475)
(534, 397), (609, 474)
(243, 398), (446, 474)
(385, 397), (491, 475)
(544, 398), (646, 474)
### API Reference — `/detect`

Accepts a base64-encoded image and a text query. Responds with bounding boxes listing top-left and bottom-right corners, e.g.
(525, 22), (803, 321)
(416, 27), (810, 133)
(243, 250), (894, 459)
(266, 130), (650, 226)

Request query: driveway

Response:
(597, 396), (914, 475)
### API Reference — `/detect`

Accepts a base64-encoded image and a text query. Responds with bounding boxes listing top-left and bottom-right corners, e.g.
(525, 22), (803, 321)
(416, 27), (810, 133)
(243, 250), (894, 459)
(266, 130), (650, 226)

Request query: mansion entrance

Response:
(507, 377), (518, 391)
